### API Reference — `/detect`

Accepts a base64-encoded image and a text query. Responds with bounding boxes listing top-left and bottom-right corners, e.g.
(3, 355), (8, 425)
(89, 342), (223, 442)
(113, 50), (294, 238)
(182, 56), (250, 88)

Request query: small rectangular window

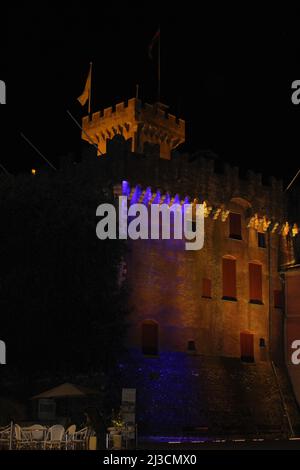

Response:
(202, 278), (212, 298)
(259, 338), (266, 348)
(258, 232), (266, 248)
(274, 290), (283, 308)
(229, 213), (242, 240)
(187, 340), (196, 352)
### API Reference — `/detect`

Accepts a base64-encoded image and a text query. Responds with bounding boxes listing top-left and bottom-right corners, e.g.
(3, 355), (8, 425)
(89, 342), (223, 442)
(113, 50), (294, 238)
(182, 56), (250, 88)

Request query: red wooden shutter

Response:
(249, 263), (262, 303)
(240, 332), (254, 362)
(222, 258), (237, 299)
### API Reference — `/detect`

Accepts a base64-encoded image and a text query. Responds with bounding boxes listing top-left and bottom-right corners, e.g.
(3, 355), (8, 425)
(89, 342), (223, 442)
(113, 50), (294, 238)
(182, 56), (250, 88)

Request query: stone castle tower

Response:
(82, 98), (185, 160)
(82, 98), (300, 437)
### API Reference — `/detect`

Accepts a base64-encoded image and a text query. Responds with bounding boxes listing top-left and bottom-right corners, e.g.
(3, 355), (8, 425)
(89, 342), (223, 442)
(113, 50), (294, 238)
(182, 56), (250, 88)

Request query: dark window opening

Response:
(259, 338), (266, 348)
(258, 232), (266, 248)
(229, 213), (242, 240)
(187, 340), (196, 352)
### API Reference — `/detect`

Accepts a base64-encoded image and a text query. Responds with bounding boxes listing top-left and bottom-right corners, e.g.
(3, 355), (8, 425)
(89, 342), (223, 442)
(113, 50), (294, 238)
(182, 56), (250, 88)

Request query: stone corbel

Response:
(213, 208), (222, 220)
(281, 222), (290, 237)
(221, 209), (230, 222)
(292, 223), (299, 237)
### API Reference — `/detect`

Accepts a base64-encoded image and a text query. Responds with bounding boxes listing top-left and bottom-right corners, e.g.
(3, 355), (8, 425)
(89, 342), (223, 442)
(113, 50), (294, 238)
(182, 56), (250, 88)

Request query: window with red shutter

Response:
(222, 257), (237, 300)
(240, 331), (254, 362)
(249, 262), (263, 304)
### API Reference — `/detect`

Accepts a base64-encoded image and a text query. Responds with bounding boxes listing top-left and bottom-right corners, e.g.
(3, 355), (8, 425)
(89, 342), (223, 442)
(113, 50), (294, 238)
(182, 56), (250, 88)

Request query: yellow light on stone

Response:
(31, 169), (36, 175)
(292, 224), (299, 237)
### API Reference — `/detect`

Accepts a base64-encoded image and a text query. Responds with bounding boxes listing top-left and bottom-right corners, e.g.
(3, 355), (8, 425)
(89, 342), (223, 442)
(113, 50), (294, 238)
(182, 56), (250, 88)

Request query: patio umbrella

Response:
(32, 383), (99, 421)
(32, 382), (98, 399)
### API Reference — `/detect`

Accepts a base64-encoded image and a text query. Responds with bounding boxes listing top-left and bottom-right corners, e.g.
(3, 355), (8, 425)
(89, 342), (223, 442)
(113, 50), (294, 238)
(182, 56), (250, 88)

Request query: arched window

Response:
(222, 256), (237, 300)
(249, 262), (263, 304)
(142, 320), (159, 355)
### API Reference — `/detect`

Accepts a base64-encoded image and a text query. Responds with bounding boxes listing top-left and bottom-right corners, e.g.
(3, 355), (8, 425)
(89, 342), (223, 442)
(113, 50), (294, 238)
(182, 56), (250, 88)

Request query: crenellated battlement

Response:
(81, 98), (185, 158)
(83, 98), (185, 130)
(141, 103), (185, 133)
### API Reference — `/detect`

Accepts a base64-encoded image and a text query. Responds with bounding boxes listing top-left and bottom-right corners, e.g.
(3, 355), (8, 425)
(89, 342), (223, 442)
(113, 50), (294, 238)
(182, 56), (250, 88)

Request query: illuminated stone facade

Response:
(122, 158), (295, 363)
(283, 181), (300, 409)
(82, 102), (300, 434)
(96, 129), (296, 363)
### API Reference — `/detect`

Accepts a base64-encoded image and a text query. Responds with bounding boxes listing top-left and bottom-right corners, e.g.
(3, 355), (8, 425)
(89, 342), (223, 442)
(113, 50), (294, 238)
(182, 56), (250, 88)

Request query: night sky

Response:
(1, 4), (300, 184)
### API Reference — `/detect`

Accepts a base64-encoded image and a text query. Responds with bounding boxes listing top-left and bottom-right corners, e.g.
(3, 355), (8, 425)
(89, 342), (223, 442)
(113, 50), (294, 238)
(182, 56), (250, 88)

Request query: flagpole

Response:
(66, 110), (103, 155)
(88, 62), (93, 116)
(158, 29), (161, 103)
(285, 168), (300, 192)
(20, 133), (57, 170)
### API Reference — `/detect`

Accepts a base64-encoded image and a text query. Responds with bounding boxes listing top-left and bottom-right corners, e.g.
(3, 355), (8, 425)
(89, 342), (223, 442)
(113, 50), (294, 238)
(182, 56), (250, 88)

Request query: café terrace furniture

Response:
(0, 424), (12, 449)
(44, 424), (65, 450)
(69, 427), (89, 450)
(26, 424), (47, 449)
(65, 424), (76, 450)
(1, 423), (91, 450)
(14, 424), (33, 450)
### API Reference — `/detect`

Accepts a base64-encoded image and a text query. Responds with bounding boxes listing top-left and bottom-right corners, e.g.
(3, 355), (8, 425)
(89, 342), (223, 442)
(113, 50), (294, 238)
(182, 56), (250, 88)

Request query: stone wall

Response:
(120, 351), (300, 437)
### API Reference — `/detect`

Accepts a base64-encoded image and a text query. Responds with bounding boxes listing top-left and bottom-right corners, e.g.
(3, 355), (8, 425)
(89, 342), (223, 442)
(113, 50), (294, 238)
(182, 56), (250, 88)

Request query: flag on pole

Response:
(77, 63), (92, 107)
(148, 28), (160, 59)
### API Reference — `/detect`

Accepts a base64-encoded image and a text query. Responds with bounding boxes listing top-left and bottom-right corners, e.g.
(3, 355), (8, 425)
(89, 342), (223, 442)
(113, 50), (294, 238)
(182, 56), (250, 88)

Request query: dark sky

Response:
(1, 3), (300, 184)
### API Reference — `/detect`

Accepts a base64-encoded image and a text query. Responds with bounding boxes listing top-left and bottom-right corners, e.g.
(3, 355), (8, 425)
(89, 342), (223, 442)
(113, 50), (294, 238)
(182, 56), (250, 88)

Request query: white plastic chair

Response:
(44, 424), (65, 450)
(65, 424), (76, 450)
(27, 424), (47, 448)
(70, 427), (88, 450)
(14, 424), (33, 449)
(0, 424), (11, 449)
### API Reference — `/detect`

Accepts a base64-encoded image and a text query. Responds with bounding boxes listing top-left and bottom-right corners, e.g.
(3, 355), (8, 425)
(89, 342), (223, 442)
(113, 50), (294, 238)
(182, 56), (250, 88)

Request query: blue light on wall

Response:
(130, 185), (142, 204)
(162, 193), (171, 205)
(142, 187), (152, 205)
(173, 194), (181, 205)
(152, 191), (161, 205)
(122, 180), (130, 196)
